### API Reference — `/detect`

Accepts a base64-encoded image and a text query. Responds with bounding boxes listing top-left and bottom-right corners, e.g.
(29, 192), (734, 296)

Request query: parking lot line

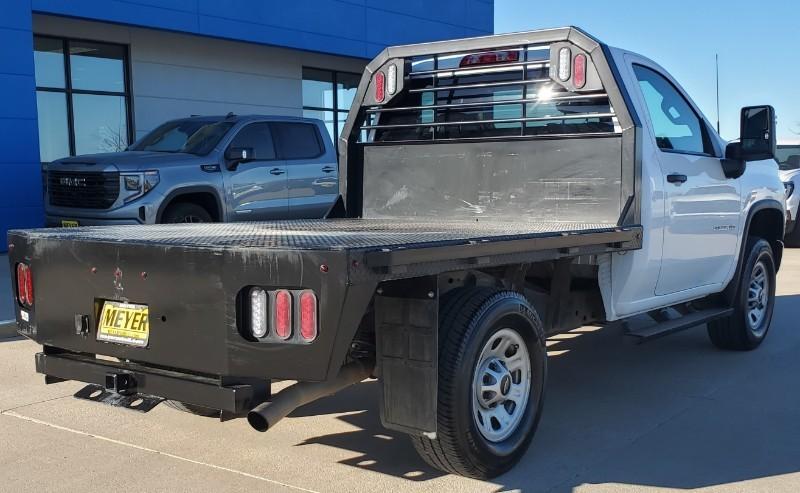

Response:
(1, 410), (321, 493)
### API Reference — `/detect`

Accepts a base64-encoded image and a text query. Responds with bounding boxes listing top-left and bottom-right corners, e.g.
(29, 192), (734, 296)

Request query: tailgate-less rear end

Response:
(9, 225), (372, 415)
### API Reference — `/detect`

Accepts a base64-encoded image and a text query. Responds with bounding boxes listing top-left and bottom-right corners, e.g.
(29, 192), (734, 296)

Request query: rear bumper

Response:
(35, 350), (267, 413)
(9, 229), (366, 383)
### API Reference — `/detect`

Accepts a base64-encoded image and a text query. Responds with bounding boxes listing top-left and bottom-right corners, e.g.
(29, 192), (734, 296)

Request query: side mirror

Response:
(224, 146), (254, 170)
(787, 155), (800, 170)
(739, 105), (777, 161)
(721, 105), (777, 179)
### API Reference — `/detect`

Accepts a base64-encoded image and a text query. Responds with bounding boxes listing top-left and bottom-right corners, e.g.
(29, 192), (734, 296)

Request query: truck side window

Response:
(228, 123), (276, 161)
(271, 122), (323, 160)
(633, 65), (711, 155)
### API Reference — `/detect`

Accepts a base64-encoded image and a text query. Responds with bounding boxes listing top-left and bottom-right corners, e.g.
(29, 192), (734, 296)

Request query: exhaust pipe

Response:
(247, 360), (373, 432)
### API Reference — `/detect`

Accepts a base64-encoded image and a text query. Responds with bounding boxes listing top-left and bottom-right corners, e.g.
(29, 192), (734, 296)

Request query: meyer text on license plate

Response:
(97, 301), (149, 347)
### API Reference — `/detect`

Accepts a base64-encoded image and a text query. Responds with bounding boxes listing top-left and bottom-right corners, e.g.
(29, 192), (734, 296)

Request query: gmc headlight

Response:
(124, 175), (140, 191)
(122, 170), (160, 202)
(784, 181), (794, 199)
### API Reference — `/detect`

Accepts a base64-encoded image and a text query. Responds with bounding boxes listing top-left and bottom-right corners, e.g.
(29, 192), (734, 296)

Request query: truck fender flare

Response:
(724, 199), (784, 303)
(156, 186), (224, 223)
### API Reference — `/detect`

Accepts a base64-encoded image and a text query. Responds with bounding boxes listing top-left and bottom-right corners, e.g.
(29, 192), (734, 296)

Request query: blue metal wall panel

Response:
(30, 0), (494, 58)
(0, 0), (42, 246)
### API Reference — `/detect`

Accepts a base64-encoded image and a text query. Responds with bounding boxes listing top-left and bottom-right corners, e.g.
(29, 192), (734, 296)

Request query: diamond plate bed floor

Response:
(13, 219), (623, 251)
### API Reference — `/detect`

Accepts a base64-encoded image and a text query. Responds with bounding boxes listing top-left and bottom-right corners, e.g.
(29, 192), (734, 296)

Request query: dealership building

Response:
(0, 0), (493, 241)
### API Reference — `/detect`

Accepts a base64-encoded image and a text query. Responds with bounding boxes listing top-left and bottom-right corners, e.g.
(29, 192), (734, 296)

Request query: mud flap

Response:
(375, 276), (438, 437)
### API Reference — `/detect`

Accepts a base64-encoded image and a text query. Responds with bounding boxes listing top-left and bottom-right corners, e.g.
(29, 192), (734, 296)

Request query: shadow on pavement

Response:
(284, 294), (800, 491)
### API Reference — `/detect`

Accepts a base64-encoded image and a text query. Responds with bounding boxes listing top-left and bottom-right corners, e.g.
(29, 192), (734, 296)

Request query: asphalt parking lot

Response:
(2, 252), (800, 493)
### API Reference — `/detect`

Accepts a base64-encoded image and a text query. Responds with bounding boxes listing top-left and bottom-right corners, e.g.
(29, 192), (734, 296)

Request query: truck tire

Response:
(164, 400), (219, 417)
(411, 288), (547, 479)
(161, 202), (213, 224)
(707, 237), (776, 350)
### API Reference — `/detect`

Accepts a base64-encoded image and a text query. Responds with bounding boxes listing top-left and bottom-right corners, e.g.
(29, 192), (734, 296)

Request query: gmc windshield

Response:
(129, 119), (234, 155)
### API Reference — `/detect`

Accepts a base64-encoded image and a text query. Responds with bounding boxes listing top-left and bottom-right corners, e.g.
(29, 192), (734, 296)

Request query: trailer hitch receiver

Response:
(105, 372), (136, 394)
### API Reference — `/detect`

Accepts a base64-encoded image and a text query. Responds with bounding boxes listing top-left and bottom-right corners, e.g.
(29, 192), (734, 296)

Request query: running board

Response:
(625, 307), (734, 343)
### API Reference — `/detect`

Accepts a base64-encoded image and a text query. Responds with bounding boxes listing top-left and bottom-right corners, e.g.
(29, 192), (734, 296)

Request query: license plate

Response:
(61, 220), (79, 227)
(97, 301), (150, 347)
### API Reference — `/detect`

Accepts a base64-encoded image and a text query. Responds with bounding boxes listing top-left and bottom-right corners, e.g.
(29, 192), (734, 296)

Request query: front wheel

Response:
(161, 202), (213, 224)
(708, 237), (776, 350)
(411, 288), (547, 479)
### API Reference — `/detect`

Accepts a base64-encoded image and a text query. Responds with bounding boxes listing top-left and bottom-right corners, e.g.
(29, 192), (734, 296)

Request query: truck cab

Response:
(45, 114), (339, 226)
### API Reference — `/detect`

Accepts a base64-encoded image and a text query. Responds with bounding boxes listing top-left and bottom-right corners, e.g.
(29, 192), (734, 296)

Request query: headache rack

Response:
(336, 27), (641, 226)
(359, 42), (620, 143)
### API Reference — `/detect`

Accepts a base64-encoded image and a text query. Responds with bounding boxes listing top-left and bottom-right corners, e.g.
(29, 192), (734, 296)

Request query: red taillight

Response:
(273, 289), (292, 339)
(573, 53), (587, 89)
(374, 71), (386, 103)
(459, 50), (520, 68)
(16, 263), (33, 307)
(298, 290), (318, 341)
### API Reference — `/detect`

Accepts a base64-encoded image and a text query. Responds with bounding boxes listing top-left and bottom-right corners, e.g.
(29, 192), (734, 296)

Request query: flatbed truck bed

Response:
(20, 219), (641, 268)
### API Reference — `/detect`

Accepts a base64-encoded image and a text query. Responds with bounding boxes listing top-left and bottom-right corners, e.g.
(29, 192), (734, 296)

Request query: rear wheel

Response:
(411, 288), (547, 479)
(708, 237), (776, 350)
(161, 202), (212, 224)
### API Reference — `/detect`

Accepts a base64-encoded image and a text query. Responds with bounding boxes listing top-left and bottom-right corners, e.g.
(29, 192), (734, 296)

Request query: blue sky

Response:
(494, 0), (800, 141)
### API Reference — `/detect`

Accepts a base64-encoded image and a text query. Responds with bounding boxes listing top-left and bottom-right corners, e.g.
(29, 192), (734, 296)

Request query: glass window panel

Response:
(34, 37), (65, 88)
(302, 68), (334, 109)
(72, 94), (128, 155)
(633, 65), (708, 154)
(337, 73), (360, 110)
(303, 109), (335, 142)
(272, 122), (322, 160)
(228, 123), (276, 160)
(36, 91), (70, 162)
(69, 41), (126, 92)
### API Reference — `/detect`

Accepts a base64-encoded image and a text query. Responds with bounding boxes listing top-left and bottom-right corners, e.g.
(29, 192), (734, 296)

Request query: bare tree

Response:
(98, 125), (127, 152)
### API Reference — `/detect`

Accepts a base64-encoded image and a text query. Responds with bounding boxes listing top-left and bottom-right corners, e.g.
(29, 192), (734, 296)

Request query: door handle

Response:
(269, 168), (286, 175)
(667, 173), (687, 184)
(321, 166), (336, 173)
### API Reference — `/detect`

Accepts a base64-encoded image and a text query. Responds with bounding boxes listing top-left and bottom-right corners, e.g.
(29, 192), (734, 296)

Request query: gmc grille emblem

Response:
(59, 177), (87, 187)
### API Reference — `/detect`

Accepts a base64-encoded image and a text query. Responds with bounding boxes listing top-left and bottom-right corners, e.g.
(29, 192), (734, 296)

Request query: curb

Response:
(0, 319), (18, 339)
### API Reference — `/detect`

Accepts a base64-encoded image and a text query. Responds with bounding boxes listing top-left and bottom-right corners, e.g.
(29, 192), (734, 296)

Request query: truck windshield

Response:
(130, 120), (234, 155)
(777, 145), (800, 170)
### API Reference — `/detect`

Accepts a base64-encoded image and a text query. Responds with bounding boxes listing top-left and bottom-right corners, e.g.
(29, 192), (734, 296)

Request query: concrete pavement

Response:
(1, 252), (800, 492)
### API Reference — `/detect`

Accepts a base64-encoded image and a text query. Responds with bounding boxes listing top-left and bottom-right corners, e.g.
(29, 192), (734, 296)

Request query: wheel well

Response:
(748, 207), (784, 269)
(160, 192), (221, 222)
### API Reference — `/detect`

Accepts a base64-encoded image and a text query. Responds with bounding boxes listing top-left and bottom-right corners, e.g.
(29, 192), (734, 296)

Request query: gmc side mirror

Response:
(722, 105), (777, 179)
(225, 146), (254, 170)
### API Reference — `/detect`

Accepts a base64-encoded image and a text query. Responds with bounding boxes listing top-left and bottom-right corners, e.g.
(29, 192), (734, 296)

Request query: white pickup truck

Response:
(10, 27), (785, 479)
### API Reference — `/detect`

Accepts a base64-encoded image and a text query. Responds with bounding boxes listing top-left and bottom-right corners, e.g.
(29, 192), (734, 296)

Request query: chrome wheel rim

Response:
(746, 260), (769, 334)
(472, 327), (531, 443)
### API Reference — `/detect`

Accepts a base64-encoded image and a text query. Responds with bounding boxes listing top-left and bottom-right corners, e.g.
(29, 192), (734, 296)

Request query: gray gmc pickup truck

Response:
(45, 114), (339, 226)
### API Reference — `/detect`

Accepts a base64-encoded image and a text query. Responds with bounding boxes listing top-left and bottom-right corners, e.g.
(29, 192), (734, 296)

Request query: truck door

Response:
(631, 63), (741, 295)
(223, 122), (289, 220)
(272, 121), (339, 218)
